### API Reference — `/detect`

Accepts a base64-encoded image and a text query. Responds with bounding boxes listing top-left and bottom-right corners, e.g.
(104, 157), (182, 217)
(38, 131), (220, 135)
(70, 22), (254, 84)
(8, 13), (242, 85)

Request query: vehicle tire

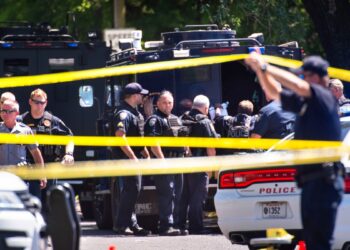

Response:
(94, 192), (113, 229)
(137, 215), (159, 234)
(80, 200), (95, 220)
(342, 242), (350, 250)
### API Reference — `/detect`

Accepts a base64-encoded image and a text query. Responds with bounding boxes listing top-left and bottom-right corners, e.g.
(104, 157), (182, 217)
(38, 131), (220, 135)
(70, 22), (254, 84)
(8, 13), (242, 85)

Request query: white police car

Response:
(214, 117), (350, 250)
(0, 172), (47, 250)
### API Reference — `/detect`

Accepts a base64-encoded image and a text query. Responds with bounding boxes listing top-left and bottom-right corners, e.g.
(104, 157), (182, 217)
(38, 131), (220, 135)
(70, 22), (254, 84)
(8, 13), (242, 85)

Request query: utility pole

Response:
(113, 0), (125, 28)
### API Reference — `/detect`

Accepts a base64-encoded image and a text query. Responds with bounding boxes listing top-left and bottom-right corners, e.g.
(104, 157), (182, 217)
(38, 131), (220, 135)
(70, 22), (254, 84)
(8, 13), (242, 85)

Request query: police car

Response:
(0, 172), (47, 250)
(214, 116), (350, 250)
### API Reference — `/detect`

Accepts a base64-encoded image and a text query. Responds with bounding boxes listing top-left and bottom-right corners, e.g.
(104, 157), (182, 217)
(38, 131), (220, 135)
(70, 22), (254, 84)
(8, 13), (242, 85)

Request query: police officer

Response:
(144, 90), (185, 236)
(246, 53), (344, 250)
(0, 100), (46, 188)
(18, 88), (74, 202)
(113, 82), (151, 236)
(251, 95), (295, 139)
(179, 95), (217, 234)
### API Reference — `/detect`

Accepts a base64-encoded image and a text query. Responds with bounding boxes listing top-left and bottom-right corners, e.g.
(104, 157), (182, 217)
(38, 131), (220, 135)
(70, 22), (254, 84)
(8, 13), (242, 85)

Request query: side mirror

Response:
(79, 85), (94, 107)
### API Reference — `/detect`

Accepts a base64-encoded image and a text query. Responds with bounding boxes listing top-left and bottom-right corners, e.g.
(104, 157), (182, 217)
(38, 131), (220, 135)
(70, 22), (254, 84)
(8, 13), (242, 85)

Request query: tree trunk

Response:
(303, 0), (350, 69)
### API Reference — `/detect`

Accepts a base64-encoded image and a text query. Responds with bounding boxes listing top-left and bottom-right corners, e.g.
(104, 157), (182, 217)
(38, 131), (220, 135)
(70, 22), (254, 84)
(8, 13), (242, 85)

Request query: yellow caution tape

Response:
(0, 54), (349, 88)
(3, 146), (346, 180)
(0, 133), (342, 150)
(0, 54), (246, 88)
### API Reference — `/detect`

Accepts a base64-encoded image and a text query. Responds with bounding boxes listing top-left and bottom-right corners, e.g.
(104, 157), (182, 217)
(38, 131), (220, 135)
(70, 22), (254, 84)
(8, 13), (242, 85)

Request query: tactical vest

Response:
(149, 114), (186, 157)
(180, 112), (208, 157)
(115, 109), (144, 136)
(227, 114), (251, 138)
(21, 111), (61, 161)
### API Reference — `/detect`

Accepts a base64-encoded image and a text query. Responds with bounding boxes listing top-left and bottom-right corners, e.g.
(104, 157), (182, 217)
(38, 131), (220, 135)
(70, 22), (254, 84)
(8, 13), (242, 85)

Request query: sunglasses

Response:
(31, 98), (46, 105)
(0, 109), (16, 114)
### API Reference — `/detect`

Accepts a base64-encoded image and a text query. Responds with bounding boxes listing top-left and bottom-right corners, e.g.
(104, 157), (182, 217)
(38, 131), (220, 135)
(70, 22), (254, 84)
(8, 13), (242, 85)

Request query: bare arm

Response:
(150, 145), (164, 159)
(266, 64), (311, 97)
(245, 52), (311, 98)
(62, 140), (75, 164)
(29, 147), (47, 189)
(250, 133), (262, 139)
(206, 147), (216, 156)
(115, 130), (138, 160)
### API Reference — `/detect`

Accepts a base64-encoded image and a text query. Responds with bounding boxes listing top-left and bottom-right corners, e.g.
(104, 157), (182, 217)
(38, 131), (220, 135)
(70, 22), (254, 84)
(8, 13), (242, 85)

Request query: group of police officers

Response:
(0, 52), (348, 249)
(0, 88), (74, 216)
(111, 53), (348, 250)
(112, 83), (217, 236)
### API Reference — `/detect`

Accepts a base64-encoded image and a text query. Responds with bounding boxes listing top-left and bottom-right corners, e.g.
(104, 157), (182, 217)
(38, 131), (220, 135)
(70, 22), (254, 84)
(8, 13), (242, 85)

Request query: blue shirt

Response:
(0, 122), (38, 166)
(252, 101), (295, 139)
(281, 84), (340, 141)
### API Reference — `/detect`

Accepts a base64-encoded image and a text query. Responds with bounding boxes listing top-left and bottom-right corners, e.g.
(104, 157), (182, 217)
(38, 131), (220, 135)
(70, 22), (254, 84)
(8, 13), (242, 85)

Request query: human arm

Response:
(29, 147), (47, 189)
(54, 118), (75, 164)
(245, 52), (312, 98)
(115, 130), (138, 160)
(250, 133), (262, 138)
(62, 141), (74, 164)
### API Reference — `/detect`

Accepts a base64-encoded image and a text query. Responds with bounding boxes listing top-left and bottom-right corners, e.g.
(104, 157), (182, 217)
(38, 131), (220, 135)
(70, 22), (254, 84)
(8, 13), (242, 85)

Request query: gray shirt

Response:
(0, 122), (38, 166)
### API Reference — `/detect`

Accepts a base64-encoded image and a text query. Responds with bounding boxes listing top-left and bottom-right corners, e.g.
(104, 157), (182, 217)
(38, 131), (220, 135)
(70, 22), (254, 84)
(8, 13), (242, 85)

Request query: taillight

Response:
(344, 176), (350, 193)
(219, 168), (296, 189)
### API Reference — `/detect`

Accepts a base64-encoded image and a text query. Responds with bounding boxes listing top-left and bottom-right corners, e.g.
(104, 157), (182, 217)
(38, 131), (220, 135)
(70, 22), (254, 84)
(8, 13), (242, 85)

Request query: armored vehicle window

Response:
(79, 85), (94, 107)
(49, 58), (74, 73)
(106, 85), (121, 107)
(4, 59), (29, 76)
(178, 65), (211, 84)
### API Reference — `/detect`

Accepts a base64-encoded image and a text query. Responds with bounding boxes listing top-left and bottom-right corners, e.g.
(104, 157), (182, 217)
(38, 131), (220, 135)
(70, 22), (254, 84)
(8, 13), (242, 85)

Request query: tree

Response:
(302, 0), (350, 69)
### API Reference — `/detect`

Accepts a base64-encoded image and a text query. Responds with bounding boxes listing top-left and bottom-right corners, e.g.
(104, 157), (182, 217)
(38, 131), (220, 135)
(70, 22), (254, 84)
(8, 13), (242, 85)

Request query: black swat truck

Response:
(0, 23), (303, 231)
(85, 24), (303, 231)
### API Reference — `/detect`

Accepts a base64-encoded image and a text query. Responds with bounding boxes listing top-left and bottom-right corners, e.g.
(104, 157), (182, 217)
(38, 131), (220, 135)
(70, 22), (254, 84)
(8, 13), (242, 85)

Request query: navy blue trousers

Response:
(301, 176), (343, 250)
(154, 174), (183, 231)
(115, 175), (141, 228)
(178, 172), (208, 232)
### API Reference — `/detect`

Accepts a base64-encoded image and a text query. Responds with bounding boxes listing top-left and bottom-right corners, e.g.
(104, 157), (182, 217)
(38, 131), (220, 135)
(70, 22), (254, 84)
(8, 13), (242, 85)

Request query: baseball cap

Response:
(291, 55), (329, 77)
(123, 82), (149, 95)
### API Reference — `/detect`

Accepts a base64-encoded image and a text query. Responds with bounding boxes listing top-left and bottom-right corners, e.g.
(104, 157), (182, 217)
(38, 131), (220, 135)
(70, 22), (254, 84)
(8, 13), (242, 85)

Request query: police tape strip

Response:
(0, 54), (350, 89)
(3, 147), (347, 180)
(0, 133), (342, 150)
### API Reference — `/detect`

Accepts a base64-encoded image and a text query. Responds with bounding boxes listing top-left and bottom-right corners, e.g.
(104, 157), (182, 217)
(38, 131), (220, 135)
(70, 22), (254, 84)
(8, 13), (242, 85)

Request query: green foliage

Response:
(0, 0), (322, 54)
(0, 0), (113, 41)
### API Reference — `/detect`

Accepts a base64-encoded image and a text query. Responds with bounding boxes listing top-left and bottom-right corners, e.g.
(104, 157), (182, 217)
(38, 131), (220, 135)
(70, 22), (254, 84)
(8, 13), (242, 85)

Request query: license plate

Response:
(262, 202), (287, 218)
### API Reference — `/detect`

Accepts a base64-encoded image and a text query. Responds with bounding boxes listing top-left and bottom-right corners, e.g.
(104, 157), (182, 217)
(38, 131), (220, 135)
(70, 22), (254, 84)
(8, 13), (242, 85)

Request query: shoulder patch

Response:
(119, 112), (128, 120)
(148, 118), (157, 127)
(117, 122), (124, 129)
(43, 119), (51, 127)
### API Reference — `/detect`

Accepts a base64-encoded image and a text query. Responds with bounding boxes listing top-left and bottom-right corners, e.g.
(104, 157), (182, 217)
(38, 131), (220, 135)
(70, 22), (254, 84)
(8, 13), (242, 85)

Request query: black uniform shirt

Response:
(281, 84), (341, 175)
(18, 111), (73, 162)
(183, 109), (217, 157)
(252, 100), (295, 139)
(145, 110), (185, 156)
(114, 101), (144, 158)
(144, 110), (168, 137)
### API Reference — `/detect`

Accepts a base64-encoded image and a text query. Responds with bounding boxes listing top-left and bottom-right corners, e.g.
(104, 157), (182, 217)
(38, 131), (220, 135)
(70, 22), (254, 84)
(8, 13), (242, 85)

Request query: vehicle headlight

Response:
(0, 191), (25, 209)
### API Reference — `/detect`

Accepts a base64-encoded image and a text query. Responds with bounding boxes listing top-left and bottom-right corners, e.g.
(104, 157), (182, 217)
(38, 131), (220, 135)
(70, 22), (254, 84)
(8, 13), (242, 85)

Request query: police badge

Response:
(119, 112), (127, 120)
(149, 118), (156, 127)
(43, 119), (51, 127)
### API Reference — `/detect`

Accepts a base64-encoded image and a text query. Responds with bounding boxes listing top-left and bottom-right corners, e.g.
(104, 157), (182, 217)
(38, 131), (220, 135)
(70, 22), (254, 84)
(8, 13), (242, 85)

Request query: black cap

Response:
(291, 56), (329, 77)
(123, 82), (149, 95)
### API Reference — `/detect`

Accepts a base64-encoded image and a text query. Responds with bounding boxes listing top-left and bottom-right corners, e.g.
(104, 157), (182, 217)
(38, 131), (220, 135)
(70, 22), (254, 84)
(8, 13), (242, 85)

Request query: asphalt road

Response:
(79, 221), (249, 250)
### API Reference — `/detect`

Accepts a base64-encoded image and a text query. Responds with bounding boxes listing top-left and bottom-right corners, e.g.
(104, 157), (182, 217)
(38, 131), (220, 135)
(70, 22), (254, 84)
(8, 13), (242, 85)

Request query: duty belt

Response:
(297, 162), (344, 185)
